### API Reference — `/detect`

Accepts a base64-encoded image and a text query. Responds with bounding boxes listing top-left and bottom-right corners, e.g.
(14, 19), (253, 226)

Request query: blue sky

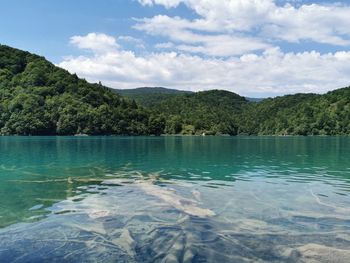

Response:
(0, 0), (195, 62)
(1, 0), (350, 97)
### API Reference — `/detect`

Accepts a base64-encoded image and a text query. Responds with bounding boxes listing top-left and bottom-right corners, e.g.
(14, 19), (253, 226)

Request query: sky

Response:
(1, 0), (350, 97)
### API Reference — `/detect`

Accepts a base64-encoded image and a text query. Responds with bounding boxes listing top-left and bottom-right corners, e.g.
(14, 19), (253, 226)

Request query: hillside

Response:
(0, 45), (155, 135)
(245, 97), (265, 102)
(0, 45), (349, 136)
(238, 89), (350, 135)
(117, 86), (349, 136)
(113, 87), (192, 107)
(148, 90), (248, 135)
(113, 87), (250, 135)
(113, 87), (264, 105)
(115, 87), (191, 96)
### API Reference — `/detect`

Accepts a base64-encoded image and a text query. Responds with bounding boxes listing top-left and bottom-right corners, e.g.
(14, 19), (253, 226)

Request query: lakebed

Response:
(0, 136), (349, 262)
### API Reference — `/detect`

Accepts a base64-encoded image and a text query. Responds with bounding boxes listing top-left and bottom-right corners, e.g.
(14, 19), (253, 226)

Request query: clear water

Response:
(0, 136), (349, 262)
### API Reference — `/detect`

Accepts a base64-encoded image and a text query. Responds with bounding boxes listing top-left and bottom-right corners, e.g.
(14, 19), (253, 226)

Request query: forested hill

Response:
(0, 44), (154, 135)
(113, 87), (192, 107)
(238, 88), (350, 135)
(113, 88), (250, 135)
(115, 86), (350, 136)
(147, 90), (248, 135)
(115, 87), (191, 96)
(0, 45), (349, 136)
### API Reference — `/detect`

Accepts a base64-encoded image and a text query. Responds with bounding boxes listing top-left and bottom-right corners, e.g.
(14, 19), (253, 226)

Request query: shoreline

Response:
(0, 134), (348, 137)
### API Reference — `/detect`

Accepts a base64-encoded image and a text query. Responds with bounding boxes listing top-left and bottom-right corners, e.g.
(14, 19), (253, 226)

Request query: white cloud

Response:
(138, 0), (183, 8)
(118, 35), (145, 49)
(60, 1), (350, 96)
(136, 0), (350, 46)
(70, 33), (119, 53)
(155, 42), (175, 49)
(59, 33), (350, 97)
(134, 15), (270, 56)
(118, 35), (142, 43)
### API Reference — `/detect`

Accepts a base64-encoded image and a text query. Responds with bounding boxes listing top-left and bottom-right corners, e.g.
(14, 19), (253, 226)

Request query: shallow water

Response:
(0, 136), (349, 262)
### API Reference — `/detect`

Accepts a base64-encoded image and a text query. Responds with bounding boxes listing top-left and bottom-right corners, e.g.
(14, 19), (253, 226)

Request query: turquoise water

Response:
(0, 136), (350, 262)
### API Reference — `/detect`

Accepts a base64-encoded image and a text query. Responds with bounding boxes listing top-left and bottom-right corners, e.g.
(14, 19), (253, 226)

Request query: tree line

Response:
(0, 45), (349, 136)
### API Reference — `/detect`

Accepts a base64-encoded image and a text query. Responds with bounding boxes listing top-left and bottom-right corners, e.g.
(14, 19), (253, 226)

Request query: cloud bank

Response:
(137, 0), (350, 46)
(58, 0), (350, 97)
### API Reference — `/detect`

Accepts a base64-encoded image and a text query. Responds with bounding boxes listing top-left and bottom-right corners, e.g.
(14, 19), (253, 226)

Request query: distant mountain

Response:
(148, 89), (248, 135)
(1, 45), (349, 136)
(114, 85), (350, 135)
(113, 87), (192, 107)
(114, 87), (250, 135)
(114, 87), (192, 95)
(115, 87), (266, 104)
(245, 97), (265, 102)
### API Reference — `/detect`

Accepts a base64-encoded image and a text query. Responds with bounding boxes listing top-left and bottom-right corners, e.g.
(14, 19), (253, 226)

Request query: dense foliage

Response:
(147, 90), (248, 135)
(0, 45), (156, 135)
(238, 88), (350, 135)
(125, 88), (349, 136)
(1, 45), (349, 136)
(114, 87), (192, 107)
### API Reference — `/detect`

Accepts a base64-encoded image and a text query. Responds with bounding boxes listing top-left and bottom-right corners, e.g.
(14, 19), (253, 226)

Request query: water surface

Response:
(0, 136), (349, 262)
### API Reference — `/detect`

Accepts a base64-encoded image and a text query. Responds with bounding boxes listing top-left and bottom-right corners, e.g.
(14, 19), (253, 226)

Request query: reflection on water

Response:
(0, 136), (350, 262)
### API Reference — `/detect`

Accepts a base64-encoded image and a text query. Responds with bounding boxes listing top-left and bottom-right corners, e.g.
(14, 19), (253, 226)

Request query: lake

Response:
(0, 136), (349, 262)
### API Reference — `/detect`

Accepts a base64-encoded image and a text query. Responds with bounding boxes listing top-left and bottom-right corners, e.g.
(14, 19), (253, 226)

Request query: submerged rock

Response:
(104, 174), (215, 218)
(295, 243), (350, 263)
(1, 169), (350, 262)
(136, 180), (215, 218)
